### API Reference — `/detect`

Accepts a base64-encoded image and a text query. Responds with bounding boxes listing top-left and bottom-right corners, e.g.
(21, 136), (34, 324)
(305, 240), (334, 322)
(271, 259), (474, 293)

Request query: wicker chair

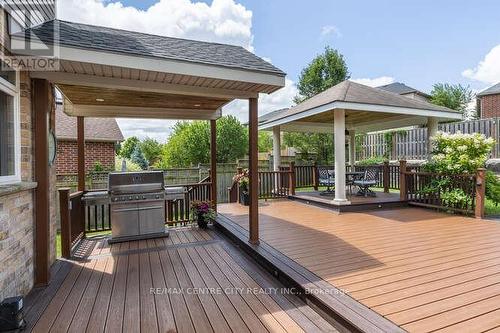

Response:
(353, 167), (379, 197)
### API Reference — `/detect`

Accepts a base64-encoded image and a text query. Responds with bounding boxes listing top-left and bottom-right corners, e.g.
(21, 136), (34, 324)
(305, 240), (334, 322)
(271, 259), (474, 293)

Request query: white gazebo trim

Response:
(259, 101), (462, 130)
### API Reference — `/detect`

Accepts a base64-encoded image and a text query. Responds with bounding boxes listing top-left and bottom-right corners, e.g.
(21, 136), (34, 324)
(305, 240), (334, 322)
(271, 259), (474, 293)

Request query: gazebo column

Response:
(349, 129), (356, 167)
(210, 119), (217, 209)
(333, 109), (350, 204)
(77, 116), (85, 192)
(272, 126), (281, 171)
(427, 117), (438, 157)
(249, 98), (259, 244)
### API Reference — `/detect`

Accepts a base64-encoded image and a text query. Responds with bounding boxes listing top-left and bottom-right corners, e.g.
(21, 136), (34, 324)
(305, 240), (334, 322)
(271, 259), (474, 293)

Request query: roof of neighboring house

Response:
(260, 80), (457, 127)
(478, 82), (500, 97)
(377, 82), (431, 98)
(55, 105), (124, 142)
(15, 19), (285, 76)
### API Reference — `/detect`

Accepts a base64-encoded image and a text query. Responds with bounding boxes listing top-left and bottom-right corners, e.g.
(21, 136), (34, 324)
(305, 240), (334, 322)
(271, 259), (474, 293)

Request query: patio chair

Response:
(318, 167), (335, 195)
(353, 167), (379, 197)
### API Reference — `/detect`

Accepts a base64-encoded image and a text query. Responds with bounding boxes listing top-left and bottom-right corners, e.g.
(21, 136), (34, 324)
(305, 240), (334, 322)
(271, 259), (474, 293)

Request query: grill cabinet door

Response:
(138, 202), (166, 235)
(111, 203), (139, 238)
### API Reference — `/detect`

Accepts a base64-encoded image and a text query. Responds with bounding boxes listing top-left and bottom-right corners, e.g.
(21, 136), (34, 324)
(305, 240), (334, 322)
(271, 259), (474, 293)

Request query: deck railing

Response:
(399, 160), (485, 218)
(59, 189), (85, 258)
(165, 181), (212, 226)
(258, 170), (293, 199)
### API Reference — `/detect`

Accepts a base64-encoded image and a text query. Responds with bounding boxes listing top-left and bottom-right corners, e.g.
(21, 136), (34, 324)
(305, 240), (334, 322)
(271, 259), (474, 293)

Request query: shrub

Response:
(485, 171), (500, 207)
(356, 156), (386, 166)
(92, 161), (104, 172)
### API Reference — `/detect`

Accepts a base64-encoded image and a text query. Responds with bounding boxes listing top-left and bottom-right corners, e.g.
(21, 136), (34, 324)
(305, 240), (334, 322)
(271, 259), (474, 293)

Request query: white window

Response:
(0, 64), (20, 185)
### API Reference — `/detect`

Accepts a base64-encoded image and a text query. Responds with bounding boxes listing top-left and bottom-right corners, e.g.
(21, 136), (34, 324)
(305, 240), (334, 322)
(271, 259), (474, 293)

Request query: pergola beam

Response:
(249, 97), (259, 244)
(64, 104), (222, 120)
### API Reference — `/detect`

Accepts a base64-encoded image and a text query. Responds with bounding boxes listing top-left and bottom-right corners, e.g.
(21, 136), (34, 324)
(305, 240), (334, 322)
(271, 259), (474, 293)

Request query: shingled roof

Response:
(478, 82), (500, 97)
(377, 82), (430, 98)
(55, 105), (124, 142)
(14, 19), (285, 76)
(264, 80), (455, 124)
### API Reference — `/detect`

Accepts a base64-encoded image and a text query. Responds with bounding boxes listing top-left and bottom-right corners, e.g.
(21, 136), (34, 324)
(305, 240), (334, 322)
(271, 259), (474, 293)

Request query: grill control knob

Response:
(142, 195), (147, 200)
(135, 195), (139, 200)
(128, 196), (132, 200)
(155, 195), (160, 199)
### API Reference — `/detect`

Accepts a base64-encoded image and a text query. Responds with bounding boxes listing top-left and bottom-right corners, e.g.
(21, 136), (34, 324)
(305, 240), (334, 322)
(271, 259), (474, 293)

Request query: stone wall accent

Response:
(56, 140), (116, 174)
(0, 190), (34, 300)
(480, 94), (500, 119)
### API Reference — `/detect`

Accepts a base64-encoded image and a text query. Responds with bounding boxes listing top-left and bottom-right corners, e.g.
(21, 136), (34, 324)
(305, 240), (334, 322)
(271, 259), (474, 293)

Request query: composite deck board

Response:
(218, 200), (500, 333)
(23, 227), (336, 332)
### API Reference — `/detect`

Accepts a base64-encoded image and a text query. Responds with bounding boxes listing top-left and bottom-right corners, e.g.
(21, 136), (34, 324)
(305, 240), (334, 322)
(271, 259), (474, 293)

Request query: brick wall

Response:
(56, 141), (116, 174)
(480, 94), (500, 119)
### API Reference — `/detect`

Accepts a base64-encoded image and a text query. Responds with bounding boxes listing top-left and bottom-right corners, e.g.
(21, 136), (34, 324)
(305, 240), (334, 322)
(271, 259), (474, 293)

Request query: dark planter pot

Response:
(239, 190), (250, 206)
(197, 213), (208, 229)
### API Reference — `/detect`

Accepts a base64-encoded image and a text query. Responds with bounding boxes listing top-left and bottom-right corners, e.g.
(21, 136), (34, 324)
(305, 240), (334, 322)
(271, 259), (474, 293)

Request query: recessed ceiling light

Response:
(96, 98), (104, 102)
(194, 104), (201, 107)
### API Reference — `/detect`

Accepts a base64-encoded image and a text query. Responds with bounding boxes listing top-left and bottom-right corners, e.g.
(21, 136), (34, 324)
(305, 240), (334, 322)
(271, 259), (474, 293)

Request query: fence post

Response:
(475, 168), (486, 219)
(58, 188), (72, 259)
(289, 161), (296, 195)
(399, 160), (407, 201)
(383, 161), (390, 193)
(313, 162), (319, 191)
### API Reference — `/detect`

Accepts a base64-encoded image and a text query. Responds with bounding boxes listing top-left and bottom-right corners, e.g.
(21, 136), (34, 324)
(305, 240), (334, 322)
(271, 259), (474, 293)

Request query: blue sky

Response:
(119, 0), (500, 93)
(59, 0), (500, 141)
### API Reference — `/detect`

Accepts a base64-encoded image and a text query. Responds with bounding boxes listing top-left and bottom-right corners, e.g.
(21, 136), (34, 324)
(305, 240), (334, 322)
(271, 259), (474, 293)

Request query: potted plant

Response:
(233, 169), (250, 206)
(190, 200), (216, 229)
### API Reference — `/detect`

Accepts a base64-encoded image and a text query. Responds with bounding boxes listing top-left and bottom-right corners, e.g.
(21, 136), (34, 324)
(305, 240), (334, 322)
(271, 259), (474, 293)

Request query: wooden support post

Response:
(33, 78), (50, 286)
(77, 116), (85, 192)
(383, 161), (390, 193)
(399, 160), (407, 201)
(475, 168), (486, 219)
(58, 188), (72, 259)
(210, 119), (217, 209)
(249, 98), (259, 244)
(289, 161), (296, 195)
(313, 162), (319, 191)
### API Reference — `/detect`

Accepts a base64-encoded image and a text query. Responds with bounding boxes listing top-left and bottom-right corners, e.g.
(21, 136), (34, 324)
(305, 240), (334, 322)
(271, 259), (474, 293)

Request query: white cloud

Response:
(462, 44), (500, 84)
(223, 79), (298, 121)
(321, 25), (342, 38)
(58, 0), (254, 50)
(116, 119), (176, 143)
(351, 76), (395, 87)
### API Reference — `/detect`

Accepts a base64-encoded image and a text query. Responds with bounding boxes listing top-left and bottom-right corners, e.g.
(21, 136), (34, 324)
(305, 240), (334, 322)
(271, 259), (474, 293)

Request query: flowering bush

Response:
(233, 169), (249, 192)
(422, 131), (497, 209)
(190, 200), (216, 221)
(425, 131), (495, 174)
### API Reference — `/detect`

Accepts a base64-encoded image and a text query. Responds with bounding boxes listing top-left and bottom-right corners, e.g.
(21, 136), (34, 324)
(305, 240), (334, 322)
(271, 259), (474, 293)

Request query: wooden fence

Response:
(357, 118), (500, 160)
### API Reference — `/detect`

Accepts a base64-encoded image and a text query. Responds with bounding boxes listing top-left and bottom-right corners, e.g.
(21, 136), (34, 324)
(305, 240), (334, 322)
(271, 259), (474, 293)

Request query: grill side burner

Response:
(108, 171), (168, 243)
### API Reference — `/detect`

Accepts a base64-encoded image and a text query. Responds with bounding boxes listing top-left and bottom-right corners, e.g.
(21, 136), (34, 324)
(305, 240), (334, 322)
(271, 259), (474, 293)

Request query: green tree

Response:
(140, 138), (163, 166)
(258, 131), (273, 153)
(283, 132), (333, 164)
(294, 46), (350, 103)
(283, 47), (349, 163)
(119, 136), (140, 159)
(430, 83), (474, 115)
(159, 115), (247, 167)
(130, 145), (148, 170)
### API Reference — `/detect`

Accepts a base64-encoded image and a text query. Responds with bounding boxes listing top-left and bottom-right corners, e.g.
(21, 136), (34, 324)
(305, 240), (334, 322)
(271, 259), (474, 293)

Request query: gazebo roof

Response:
(259, 80), (462, 133)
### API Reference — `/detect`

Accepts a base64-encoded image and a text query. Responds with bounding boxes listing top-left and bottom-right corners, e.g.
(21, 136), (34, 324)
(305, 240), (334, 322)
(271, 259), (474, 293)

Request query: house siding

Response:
(56, 140), (116, 174)
(480, 94), (500, 119)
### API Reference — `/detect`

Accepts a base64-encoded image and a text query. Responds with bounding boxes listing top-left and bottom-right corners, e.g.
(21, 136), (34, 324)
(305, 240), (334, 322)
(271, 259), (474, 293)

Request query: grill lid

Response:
(109, 171), (164, 194)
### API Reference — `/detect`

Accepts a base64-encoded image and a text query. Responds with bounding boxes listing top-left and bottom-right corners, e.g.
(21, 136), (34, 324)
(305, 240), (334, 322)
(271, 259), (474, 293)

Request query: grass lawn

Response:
(56, 230), (111, 258)
(485, 198), (500, 216)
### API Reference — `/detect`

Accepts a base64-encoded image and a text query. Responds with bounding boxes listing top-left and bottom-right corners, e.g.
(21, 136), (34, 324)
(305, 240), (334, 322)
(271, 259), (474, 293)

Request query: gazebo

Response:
(258, 80), (462, 204)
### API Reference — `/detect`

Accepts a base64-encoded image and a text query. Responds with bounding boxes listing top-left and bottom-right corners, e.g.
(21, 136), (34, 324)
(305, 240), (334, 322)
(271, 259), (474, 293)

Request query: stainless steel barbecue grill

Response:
(108, 171), (168, 243)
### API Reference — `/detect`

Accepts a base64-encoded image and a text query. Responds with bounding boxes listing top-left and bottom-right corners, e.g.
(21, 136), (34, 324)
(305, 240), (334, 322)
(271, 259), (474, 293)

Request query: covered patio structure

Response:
(15, 19), (285, 285)
(258, 80), (462, 204)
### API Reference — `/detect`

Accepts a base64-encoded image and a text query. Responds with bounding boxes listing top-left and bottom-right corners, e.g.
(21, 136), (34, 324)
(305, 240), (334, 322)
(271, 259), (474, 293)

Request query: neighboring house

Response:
(377, 82), (431, 102)
(477, 82), (500, 119)
(55, 104), (124, 174)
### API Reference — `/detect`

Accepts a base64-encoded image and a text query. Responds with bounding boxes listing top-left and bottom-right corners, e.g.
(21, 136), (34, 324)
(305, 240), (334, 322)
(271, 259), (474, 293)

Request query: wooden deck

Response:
(218, 200), (500, 333)
(23, 227), (339, 333)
